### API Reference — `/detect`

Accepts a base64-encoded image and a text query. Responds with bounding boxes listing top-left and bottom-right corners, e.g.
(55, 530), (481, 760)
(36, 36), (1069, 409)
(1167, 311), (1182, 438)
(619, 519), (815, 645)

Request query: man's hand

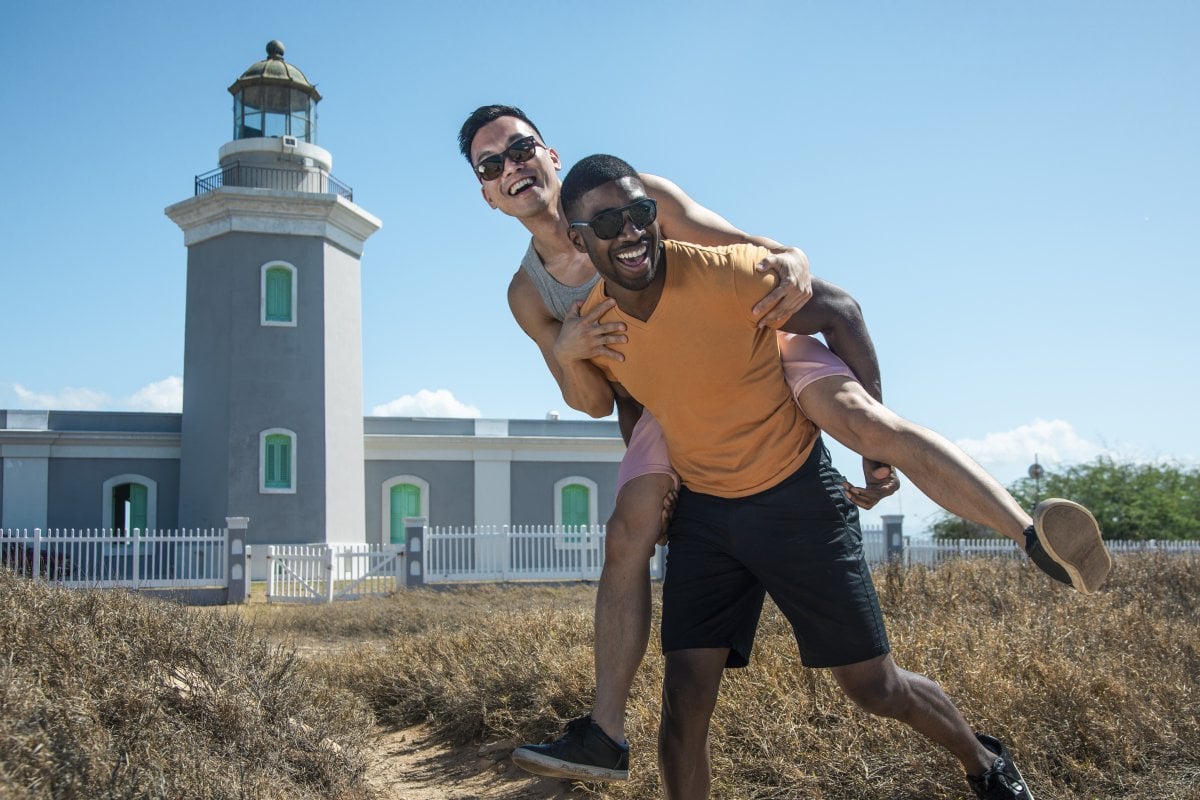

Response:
(841, 458), (900, 509)
(552, 299), (628, 364)
(657, 486), (679, 546)
(752, 248), (813, 328)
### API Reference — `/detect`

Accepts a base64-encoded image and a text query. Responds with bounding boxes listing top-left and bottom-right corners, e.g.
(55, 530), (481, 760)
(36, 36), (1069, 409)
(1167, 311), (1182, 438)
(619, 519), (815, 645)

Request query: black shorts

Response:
(661, 438), (890, 669)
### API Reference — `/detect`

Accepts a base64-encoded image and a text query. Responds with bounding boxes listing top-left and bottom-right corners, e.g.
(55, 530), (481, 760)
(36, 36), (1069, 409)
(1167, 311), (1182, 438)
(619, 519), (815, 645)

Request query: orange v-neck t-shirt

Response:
(581, 239), (818, 498)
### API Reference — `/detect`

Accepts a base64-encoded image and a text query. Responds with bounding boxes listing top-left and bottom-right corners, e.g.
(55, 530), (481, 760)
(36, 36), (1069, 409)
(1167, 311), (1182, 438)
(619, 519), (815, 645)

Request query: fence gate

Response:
(265, 543), (404, 603)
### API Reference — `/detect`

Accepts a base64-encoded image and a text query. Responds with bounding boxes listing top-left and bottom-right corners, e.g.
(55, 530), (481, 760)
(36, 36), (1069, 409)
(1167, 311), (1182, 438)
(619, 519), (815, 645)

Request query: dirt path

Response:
(365, 724), (581, 800)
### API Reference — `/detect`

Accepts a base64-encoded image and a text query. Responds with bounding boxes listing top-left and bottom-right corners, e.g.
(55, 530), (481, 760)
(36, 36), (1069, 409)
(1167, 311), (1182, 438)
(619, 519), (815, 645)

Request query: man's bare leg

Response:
(799, 376), (1030, 541)
(659, 648), (728, 800)
(833, 653), (1033, 796)
(593, 472), (676, 741)
(797, 375), (1110, 591)
(511, 472), (673, 779)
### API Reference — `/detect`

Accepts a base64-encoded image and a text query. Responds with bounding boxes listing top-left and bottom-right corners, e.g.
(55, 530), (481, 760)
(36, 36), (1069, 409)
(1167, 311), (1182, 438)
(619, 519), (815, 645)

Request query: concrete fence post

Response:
(881, 514), (905, 561)
(225, 517), (250, 604)
(403, 517), (425, 588)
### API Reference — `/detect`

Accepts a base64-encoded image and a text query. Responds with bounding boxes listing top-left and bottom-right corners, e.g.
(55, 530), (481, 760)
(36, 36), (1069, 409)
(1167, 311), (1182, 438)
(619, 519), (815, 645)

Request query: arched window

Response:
(101, 474), (158, 548)
(260, 429), (297, 493)
(382, 475), (429, 544)
(554, 476), (598, 529)
(261, 262), (297, 326)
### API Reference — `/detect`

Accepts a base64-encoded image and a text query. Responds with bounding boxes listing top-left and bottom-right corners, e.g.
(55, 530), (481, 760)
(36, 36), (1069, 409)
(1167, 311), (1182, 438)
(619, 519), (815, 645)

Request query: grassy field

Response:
(2, 553), (1198, 799)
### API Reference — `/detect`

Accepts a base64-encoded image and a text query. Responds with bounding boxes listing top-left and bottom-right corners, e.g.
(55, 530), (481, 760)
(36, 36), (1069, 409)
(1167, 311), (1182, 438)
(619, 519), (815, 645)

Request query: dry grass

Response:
(0, 570), (375, 800)
(3, 554), (1198, 799)
(316, 554), (1199, 800)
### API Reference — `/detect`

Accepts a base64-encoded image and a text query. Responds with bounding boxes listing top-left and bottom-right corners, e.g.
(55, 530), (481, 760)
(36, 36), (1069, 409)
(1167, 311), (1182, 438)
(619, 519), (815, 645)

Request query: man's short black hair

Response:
(457, 105), (545, 165)
(561, 155), (640, 220)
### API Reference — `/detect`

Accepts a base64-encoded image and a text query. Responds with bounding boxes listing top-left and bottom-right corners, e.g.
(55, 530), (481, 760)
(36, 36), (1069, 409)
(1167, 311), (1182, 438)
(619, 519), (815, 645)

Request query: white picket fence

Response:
(265, 543), (405, 603)
(0, 527), (227, 588)
(424, 524), (642, 582)
(8, 526), (1198, 604)
(904, 536), (1200, 567)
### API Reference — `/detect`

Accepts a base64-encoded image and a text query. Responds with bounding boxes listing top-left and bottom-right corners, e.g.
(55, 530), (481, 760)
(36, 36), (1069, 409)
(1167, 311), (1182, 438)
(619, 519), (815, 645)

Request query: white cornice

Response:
(363, 434), (624, 463)
(164, 188), (382, 256)
(0, 430), (182, 460)
(0, 429), (621, 463)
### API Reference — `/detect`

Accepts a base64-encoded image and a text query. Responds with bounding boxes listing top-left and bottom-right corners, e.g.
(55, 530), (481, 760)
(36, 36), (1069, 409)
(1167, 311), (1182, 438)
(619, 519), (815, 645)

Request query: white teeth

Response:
(508, 178), (534, 196)
(618, 244), (647, 261)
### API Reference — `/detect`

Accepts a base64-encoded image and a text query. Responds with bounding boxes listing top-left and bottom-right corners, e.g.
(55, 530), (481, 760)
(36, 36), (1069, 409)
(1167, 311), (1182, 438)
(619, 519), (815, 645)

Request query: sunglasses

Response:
(569, 198), (658, 240)
(474, 135), (542, 181)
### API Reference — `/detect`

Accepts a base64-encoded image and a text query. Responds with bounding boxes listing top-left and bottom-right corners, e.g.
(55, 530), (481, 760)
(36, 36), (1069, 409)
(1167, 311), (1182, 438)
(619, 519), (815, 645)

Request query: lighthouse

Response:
(165, 41), (381, 546)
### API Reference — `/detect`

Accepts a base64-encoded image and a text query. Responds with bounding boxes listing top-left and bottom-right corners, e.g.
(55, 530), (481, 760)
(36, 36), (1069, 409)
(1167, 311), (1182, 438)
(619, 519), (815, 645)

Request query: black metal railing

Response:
(194, 161), (353, 202)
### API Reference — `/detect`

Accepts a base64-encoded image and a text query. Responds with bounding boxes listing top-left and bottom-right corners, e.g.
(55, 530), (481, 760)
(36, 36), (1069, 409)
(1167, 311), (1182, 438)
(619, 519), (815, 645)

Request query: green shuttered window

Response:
(264, 266), (293, 323)
(561, 483), (590, 528)
(263, 432), (294, 491)
(389, 483), (422, 544)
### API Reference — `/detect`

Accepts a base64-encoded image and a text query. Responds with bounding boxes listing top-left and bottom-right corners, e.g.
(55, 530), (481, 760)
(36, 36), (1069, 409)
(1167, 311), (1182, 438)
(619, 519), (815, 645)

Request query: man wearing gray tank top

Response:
(458, 105), (1111, 784)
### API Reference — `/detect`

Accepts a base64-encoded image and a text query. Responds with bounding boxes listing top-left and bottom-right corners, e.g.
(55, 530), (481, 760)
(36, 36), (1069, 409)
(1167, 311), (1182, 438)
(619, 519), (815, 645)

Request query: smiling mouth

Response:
(508, 177), (535, 196)
(614, 241), (650, 269)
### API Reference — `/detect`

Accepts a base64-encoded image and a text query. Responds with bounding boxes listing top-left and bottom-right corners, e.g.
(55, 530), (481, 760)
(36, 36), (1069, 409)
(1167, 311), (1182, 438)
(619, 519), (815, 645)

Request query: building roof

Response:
(227, 40), (321, 101)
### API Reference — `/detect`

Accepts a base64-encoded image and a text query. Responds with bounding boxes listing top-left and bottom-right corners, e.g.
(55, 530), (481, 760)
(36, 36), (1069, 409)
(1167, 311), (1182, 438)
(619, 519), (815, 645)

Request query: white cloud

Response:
(12, 383), (108, 410)
(372, 389), (481, 418)
(954, 418), (1106, 479)
(126, 376), (183, 412)
(9, 377), (183, 413)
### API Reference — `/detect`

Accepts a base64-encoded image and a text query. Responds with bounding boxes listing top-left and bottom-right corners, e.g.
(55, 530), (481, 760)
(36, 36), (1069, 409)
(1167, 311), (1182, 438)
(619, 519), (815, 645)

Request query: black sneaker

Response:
(968, 734), (1034, 799)
(1026, 498), (1111, 593)
(510, 715), (629, 781)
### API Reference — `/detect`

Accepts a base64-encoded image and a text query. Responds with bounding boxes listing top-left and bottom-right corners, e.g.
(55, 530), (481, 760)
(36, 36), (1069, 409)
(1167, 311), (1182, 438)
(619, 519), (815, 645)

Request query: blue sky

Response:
(2, 1), (1197, 533)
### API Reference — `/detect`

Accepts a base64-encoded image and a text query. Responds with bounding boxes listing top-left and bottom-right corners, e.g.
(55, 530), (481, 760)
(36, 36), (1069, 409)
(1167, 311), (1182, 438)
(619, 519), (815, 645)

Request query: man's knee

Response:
(605, 478), (672, 561)
(603, 513), (659, 563)
(804, 379), (911, 455)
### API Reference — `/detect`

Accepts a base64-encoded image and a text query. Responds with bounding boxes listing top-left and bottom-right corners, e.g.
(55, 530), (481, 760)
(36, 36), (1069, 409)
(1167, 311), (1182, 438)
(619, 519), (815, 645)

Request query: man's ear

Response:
(480, 182), (499, 210)
(548, 147), (562, 171)
(567, 227), (588, 254)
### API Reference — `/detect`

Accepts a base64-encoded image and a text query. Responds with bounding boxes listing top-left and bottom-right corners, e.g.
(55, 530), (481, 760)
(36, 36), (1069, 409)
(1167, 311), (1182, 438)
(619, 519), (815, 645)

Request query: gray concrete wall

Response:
(510, 461), (619, 526)
(1, 452), (48, 530)
(364, 460), (474, 544)
(178, 232), (235, 529)
(509, 419), (621, 438)
(47, 412), (182, 433)
(46, 458), (181, 530)
(364, 417), (475, 435)
(179, 232), (331, 545)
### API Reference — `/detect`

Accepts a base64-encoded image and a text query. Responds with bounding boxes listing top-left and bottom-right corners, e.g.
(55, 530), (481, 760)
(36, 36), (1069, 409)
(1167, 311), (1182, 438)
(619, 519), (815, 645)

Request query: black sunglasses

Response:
(569, 198), (658, 240)
(474, 136), (541, 181)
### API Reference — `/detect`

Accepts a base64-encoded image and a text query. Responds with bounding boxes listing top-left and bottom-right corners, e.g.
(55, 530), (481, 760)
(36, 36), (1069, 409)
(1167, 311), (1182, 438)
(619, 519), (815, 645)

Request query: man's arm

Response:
(777, 279), (897, 507)
(642, 173), (812, 328)
(507, 271), (619, 418)
(778, 278), (881, 402)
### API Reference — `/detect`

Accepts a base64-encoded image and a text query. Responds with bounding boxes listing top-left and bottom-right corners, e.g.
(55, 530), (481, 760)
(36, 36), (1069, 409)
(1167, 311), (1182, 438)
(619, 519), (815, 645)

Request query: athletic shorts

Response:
(615, 333), (855, 492)
(660, 438), (890, 669)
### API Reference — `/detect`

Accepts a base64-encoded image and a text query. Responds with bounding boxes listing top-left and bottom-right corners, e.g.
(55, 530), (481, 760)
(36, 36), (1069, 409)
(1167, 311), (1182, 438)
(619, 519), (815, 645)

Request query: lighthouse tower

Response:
(166, 41), (381, 545)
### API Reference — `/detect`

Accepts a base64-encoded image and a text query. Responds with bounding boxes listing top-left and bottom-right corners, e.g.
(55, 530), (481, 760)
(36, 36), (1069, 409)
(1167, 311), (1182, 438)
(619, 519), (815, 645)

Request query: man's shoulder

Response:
(665, 239), (767, 273)
(578, 277), (609, 315)
(507, 262), (554, 329)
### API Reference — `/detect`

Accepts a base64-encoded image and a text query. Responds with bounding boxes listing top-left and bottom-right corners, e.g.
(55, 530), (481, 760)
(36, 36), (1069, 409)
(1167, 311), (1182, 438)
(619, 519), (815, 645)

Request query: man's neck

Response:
(523, 201), (579, 264)
(521, 199), (597, 285)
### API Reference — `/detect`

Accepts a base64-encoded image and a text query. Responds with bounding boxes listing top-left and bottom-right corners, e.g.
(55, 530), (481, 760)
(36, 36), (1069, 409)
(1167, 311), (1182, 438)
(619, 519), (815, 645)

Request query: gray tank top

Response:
(520, 240), (600, 322)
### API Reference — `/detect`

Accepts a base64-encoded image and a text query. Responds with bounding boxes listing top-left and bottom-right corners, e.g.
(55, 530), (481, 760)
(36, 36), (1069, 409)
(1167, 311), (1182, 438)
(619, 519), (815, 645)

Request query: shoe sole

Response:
(1033, 498), (1111, 594)
(510, 748), (629, 781)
